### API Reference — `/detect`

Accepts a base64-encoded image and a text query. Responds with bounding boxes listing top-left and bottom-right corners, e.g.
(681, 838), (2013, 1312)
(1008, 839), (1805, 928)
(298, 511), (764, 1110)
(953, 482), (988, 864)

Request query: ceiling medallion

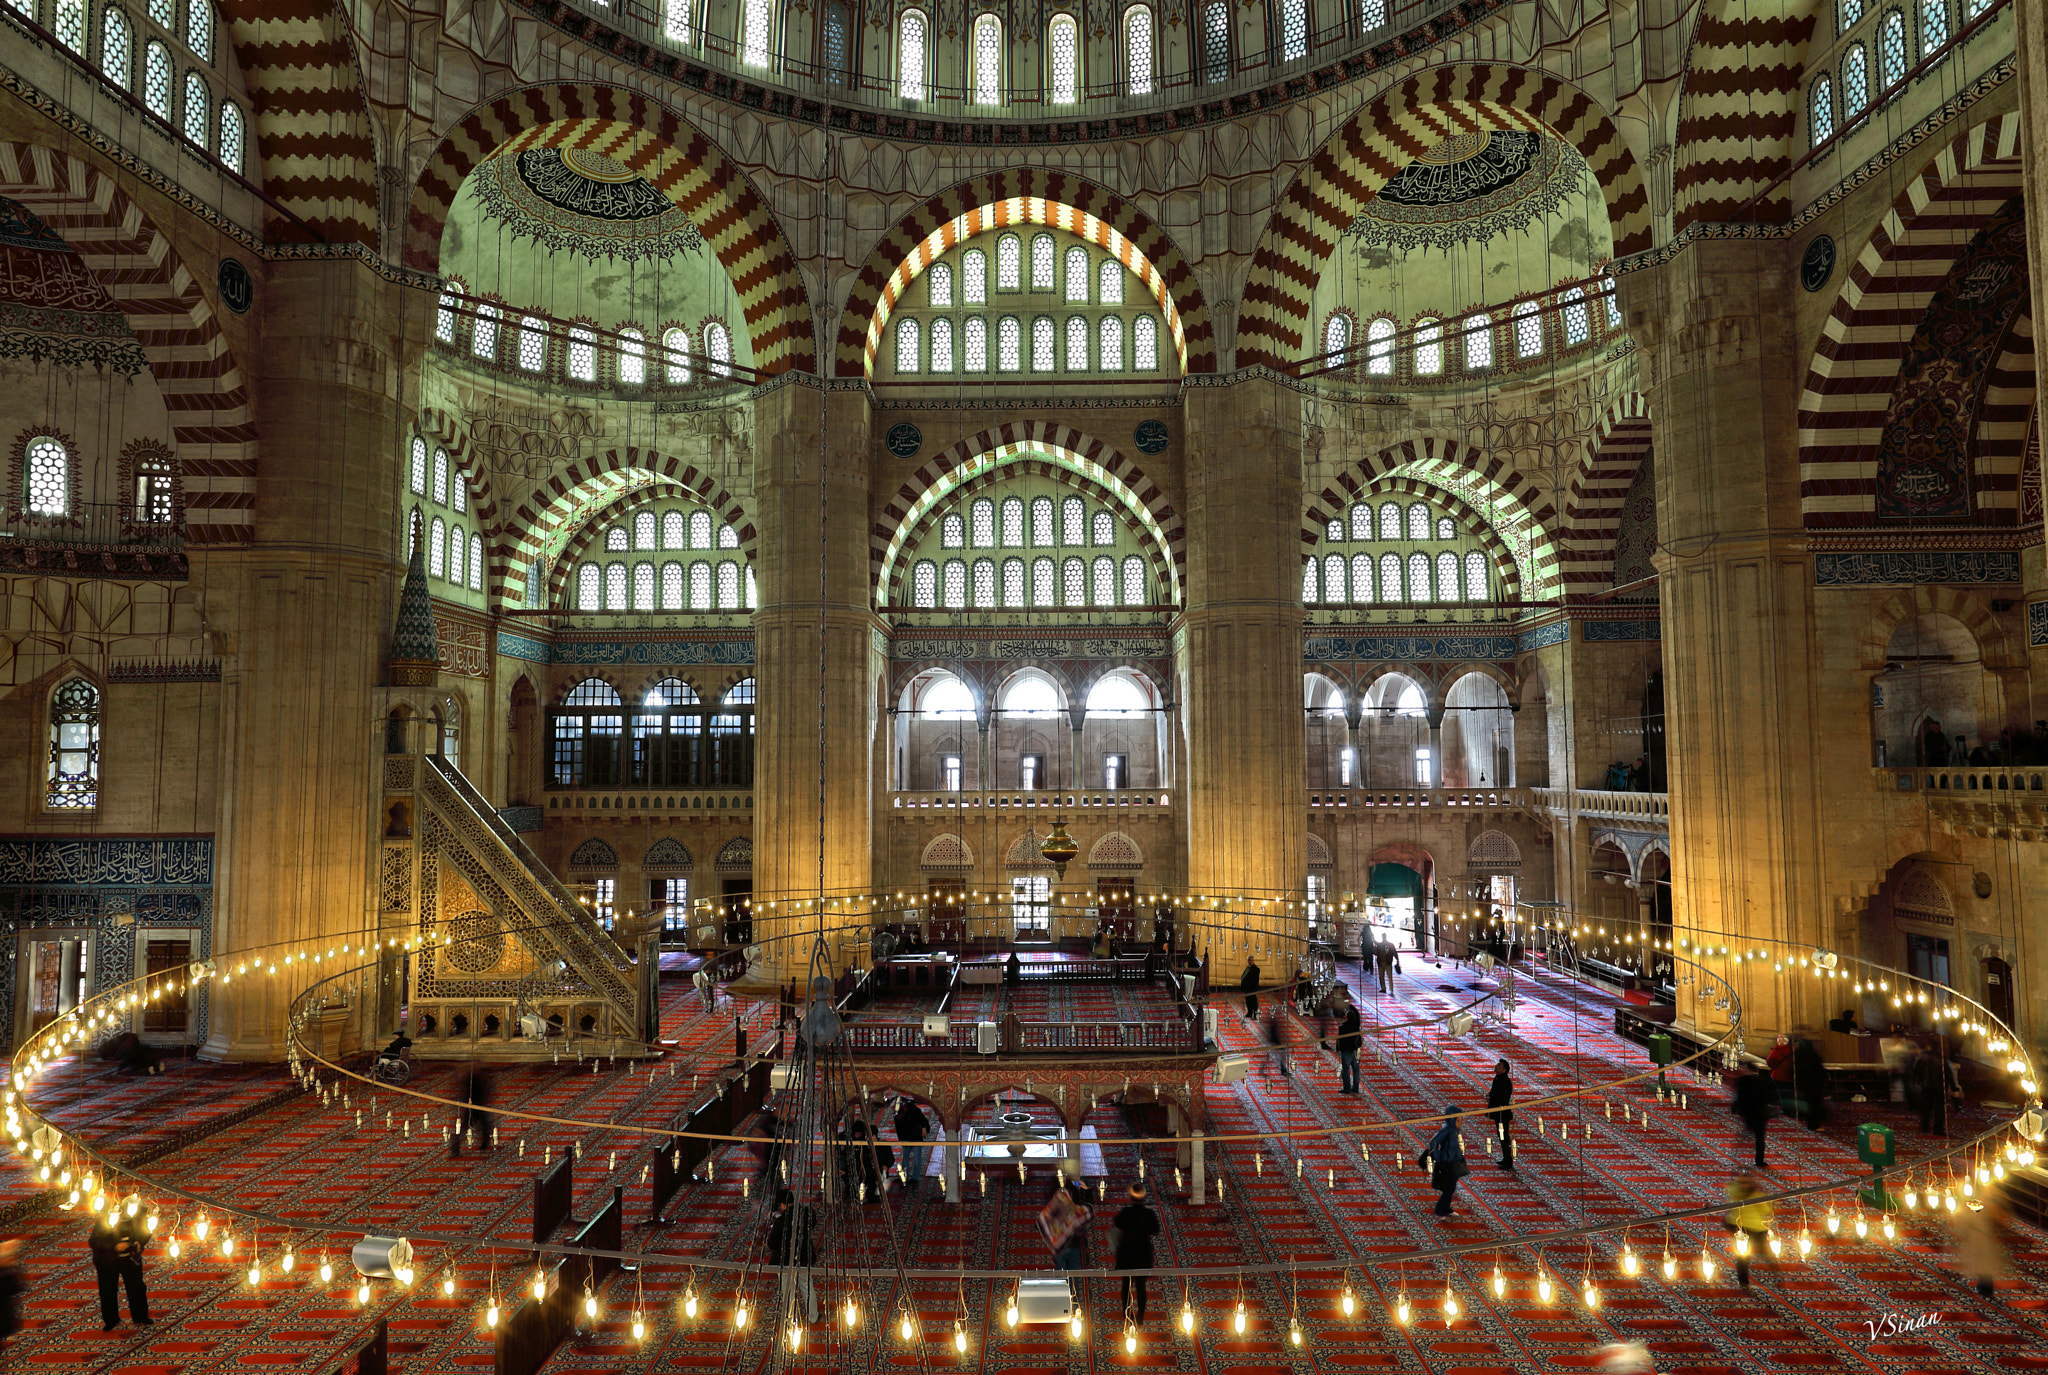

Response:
(468, 148), (706, 264)
(1343, 131), (1583, 254)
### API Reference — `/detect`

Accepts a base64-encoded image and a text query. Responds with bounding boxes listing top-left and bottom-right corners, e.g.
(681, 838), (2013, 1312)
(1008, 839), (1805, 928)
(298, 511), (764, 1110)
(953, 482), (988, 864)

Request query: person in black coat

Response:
(1730, 1064), (1777, 1167)
(1110, 1183), (1161, 1324)
(1790, 1038), (1827, 1130)
(1333, 999), (1362, 1094)
(767, 1189), (819, 1321)
(0, 1238), (22, 1343)
(1240, 957), (1260, 1020)
(1418, 1108), (1468, 1216)
(451, 1066), (493, 1155)
(1909, 1049), (1953, 1135)
(89, 1213), (151, 1330)
(1005, 950), (1023, 986)
(1486, 1059), (1515, 1169)
(893, 1098), (931, 1195)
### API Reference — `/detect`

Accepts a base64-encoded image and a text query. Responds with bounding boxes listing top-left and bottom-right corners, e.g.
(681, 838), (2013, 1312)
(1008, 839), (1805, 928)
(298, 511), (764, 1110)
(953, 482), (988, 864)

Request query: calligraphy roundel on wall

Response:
(1800, 235), (1836, 293)
(1134, 420), (1170, 454)
(886, 423), (923, 459)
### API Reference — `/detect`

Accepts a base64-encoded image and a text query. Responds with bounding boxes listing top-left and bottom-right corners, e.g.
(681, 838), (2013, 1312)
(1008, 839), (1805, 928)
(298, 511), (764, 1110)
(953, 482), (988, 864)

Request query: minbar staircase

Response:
(377, 750), (654, 1058)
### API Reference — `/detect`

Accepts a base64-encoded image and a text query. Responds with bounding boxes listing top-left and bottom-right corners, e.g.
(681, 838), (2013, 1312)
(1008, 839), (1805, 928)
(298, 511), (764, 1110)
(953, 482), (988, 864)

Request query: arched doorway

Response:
(1365, 843), (1433, 950)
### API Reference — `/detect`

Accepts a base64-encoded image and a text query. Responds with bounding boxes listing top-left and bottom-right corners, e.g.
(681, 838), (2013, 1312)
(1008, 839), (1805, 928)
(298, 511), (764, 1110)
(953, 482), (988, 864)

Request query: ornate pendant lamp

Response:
(1040, 819), (1079, 878)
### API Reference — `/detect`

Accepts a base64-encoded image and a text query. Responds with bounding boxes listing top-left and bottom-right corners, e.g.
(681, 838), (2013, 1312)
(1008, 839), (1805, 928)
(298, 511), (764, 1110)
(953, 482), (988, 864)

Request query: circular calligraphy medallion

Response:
(886, 423), (923, 459)
(216, 257), (253, 314)
(1134, 419), (1170, 454)
(1801, 235), (1837, 293)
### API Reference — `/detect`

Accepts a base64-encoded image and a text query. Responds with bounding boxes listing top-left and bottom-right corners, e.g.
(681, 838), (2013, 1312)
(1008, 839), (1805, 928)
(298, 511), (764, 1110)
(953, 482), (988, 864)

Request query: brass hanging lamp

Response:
(1040, 818), (1079, 878)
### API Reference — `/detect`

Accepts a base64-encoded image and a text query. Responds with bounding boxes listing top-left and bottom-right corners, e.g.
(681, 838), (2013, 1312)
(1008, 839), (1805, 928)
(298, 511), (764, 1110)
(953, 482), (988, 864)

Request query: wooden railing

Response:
(891, 790), (1170, 812)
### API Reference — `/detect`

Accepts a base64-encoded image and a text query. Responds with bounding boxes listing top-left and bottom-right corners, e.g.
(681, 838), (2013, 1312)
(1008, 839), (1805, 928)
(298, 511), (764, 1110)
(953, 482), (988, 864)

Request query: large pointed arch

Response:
(1558, 394), (1654, 592)
(1309, 474), (1525, 601)
(1670, 0), (1821, 230)
(837, 171), (1213, 377)
(545, 485), (757, 608)
(406, 86), (813, 374)
(1240, 64), (1651, 368)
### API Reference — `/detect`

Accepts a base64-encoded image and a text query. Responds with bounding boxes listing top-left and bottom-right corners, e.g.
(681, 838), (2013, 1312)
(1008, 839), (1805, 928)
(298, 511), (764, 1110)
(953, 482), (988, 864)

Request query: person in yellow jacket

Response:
(1724, 1171), (1775, 1288)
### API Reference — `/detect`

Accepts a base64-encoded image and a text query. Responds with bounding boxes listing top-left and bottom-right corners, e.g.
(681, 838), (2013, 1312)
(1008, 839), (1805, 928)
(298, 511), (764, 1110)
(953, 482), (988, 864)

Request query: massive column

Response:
(204, 260), (413, 1060)
(1179, 376), (1307, 952)
(751, 381), (876, 979)
(1630, 242), (1820, 1042)
(2015, 4), (2048, 714)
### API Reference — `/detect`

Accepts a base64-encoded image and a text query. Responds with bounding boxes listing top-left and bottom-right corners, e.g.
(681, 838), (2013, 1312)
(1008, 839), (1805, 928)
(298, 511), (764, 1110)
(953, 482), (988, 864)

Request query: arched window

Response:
(961, 249), (988, 304)
(448, 526), (466, 585)
(517, 317), (546, 372)
(634, 511), (657, 549)
(662, 511), (685, 548)
(972, 13), (1003, 104)
(606, 527), (629, 552)
(1436, 517), (1454, 539)
(135, 447), (177, 524)
(690, 561), (713, 609)
(579, 563), (601, 610)
(1098, 315), (1124, 370)
(1463, 312), (1492, 370)
(1032, 556), (1057, 605)
(1413, 317), (1443, 375)
(455, 473), (471, 512)
(1378, 504), (1400, 540)
(1350, 552), (1372, 601)
(1464, 550), (1487, 601)
(970, 499), (996, 548)
(1066, 315), (1089, 369)
(1841, 0), (1865, 23)
(1365, 316), (1395, 375)
(928, 261), (954, 307)
(1324, 312), (1351, 369)
(964, 316), (989, 371)
(1048, 15), (1078, 103)
(183, 72), (209, 148)
(1917, 0), (1946, 57)
(942, 558), (967, 608)
(470, 535), (484, 591)
(1561, 288), (1589, 345)
(665, 0), (693, 44)
(102, 7), (130, 86)
(1125, 5), (1154, 94)
(428, 517), (447, 577)
(663, 327), (692, 384)
(973, 558), (997, 607)
(1327, 518), (1344, 542)
(1029, 234), (1056, 292)
(46, 678), (100, 811)
(1513, 299), (1543, 358)
(1408, 552), (1430, 600)
(1280, 0), (1306, 59)
(1201, 0), (1230, 83)
(23, 434), (71, 516)
(1032, 497), (1056, 546)
(740, 0), (773, 66)
(1323, 553), (1346, 602)
(1062, 496), (1086, 545)
(705, 323), (733, 380)
(619, 329), (646, 385)
(930, 318), (954, 372)
(55, 0), (84, 49)
(216, 101), (244, 173)
(1437, 551), (1460, 601)
(1133, 316), (1159, 371)
(567, 325), (597, 381)
(526, 559), (544, 606)
(745, 566), (758, 609)
(633, 561), (657, 611)
(996, 234), (1022, 291)
(899, 9), (928, 99)
(1091, 556), (1116, 605)
(1379, 551), (1401, 600)
(1810, 74), (1835, 148)
(431, 449), (450, 505)
(1360, 0), (1386, 25)
(689, 510), (713, 549)
(185, 0), (211, 60)
(1092, 510), (1116, 546)
(996, 315), (1022, 371)
(472, 302), (500, 359)
(1062, 557), (1086, 605)
(1879, 10), (1907, 87)
(1031, 315), (1056, 372)
(1842, 44), (1869, 118)
(717, 561), (741, 610)
(143, 41), (171, 118)
(1601, 278), (1622, 327)
(1302, 558), (1319, 603)
(660, 562), (685, 610)
(1349, 503), (1371, 540)
(1063, 246), (1090, 303)
(941, 512), (965, 548)
(1406, 503), (1429, 540)
(896, 316), (920, 372)
(1121, 555), (1147, 605)
(1001, 497), (1025, 546)
(820, 0), (851, 82)
(1097, 260), (1124, 305)
(1002, 557), (1026, 606)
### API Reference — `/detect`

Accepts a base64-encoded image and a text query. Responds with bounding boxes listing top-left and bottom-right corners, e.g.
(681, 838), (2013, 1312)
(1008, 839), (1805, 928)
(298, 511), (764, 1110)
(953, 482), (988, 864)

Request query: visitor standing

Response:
(893, 1097), (931, 1195)
(89, 1211), (151, 1331)
(0, 1238), (22, 1344)
(1723, 1171), (1774, 1287)
(451, 1066), (494, 1156)
(1791, 1037), (1828, 1130)
(1909, 1047), (1955, 1135)
(1240, 957), (1260, 1020)
(1765, 1034), (1794, 1091)
(1334, 999), (1362, 1095)
(767, 1189), (819, 1321)
(1418, 1108), (1469, 1217)
(755, 1107), (784, 1186)
(1486, 1060), (1515, 1169)
(1953, 1190), (2009, 1298)
(1730, 1064), (1776, 1167)
(1006, 949), (1023, 985)
(1111, 1183), (1161, 1324)
(693, 966), (714, 1011)
(1374, 938), (1400, 995)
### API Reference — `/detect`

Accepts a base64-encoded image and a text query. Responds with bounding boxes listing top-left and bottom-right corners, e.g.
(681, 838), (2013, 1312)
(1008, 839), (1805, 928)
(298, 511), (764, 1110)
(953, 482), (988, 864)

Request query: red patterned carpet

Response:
(2, 958), (2040, 1375)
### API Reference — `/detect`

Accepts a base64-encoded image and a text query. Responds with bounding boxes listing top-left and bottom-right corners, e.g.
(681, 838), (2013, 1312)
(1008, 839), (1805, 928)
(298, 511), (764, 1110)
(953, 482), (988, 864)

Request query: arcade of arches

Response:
(1, 0), (2047, 1369)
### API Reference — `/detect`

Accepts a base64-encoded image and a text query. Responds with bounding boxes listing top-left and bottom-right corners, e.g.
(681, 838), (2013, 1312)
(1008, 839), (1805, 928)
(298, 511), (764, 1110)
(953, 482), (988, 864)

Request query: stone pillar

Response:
(1629, 242), (1821, 1042)
(203, 259), (416, 1061)
(751, 383), (875, 981)
(1179, 376), (1307, 947)
(1425, 709), (1445, 790)
(2015, 4), (2048, 714)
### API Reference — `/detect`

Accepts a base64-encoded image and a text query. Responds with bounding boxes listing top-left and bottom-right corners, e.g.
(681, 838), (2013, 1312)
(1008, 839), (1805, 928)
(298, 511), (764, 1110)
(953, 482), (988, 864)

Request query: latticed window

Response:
(1810, 75), (1835, 148)
(942, 559), (967, 608)
(899, 9), (927, 99)
(473, 302), (500, 359)
(1098, 315), (1124, 370)
(634, 511), (656, 549)
(971, 499), (996, 547)
(1465, 550), (1487, 600)
(661, 511), (685, 548)
(930, 318), (955, 372)
(1514, 300), (1543, 358)
(469, 535), (483, 590)
(24, 435), (69, 516)
(661, 562), (685, 610)
(897, 316), (920, 372)
(1327, 519), (1344, 542)
(1323, 553), (1346, 602)
(619, 329), (646, 384)
(431, 449), (449, 505)
(1066, 315), (1089, 369)
(1092, 510), (1116, 546)
(928, 261), (953, 307)
(746, 566), (757, 608)
(1125, 5), (1154, 94)
(1062, 497), (1085, 545)
(1409, 552), (1430, 600)
(740, 0), (772, 65)
(148, 0), (171, 27)
(717, 561), (741, 609)
(526, 560), (544, 606)
(102, 8), (130, 86)
(1464, 313), (1492, 370)
(55, 0), (83, 51)
(143, 42), (171, 117)
(1049, 15), (1078, 103)
(47, 679), (100, 811)
(1031, 234), (1056, 291)
(409, 439), (429, 497)
(1841, 0), (1864, 25)
(1562, 289), (1589, 345)
(1032, 556), (1056, 605)
(1378, 504), (1400, 539)
(941, 513), (964, 548)
(1201, 0), (1229, 82)
(1280, 0), (1305, 60)
(136, 450), (176, 523)
(1918, 0), (1946, 56)
(973, 13), (1002, 103)
(690, 561), (713, 609)
(429, 517), (447, 577)
(579, 563), (601, 610)
(664, 327), (691, 383)
(1413, 317), (1443, 375)
(1057, 248), (1086, 304)
(1408, 504), (1429, 540)
(1097, 260), (1124, 304)
(1062, 557), (1086, 605)
(705, 323), (732, 379)
(1001, 497), (1024, 546)
(183, 73), (209, 147)
(1302, 559), (1318, 603)
(1324, 313), (1350, 368)
(568, 325), (596, 381)
(218, 101), (243, 172)
(1032, 316), (1056, 372)
(1436, 517), (1454, 539)
(1122, 556), (1146, 604)
(996, 235), (1022, 291)
(1346, 504), (1368, 539)
(1880, 11), (1906, 86)
(186, 0), (211, 60)
(666, 0), (693, 44)
(689, 510), (713, 548)
(632, 562), (655, 611)
(997, 316), (1022, 371)
(821, 1), (850, 81)
(1602, 280), (1621, 327)
(1361, 0), (1387, 24)
(1438, 552), (1460, 601)
(605, 562), (628, 610)
(964, 317), (989, 371)
(448, 526), (466, 585)
(973, 558), (996, 607)
(1351, 552), (1371, 601)
(607, 527), (629, 552)
(1379, 552), (1401, 599)
(518, 317), (546, 371)
(1091, 556), (1115, 605)
(1002, 558), (1025, 606)
(1134, 316), (1158, 371)
(1366, 317), (1395, 375)
(962, 249), (987, 303)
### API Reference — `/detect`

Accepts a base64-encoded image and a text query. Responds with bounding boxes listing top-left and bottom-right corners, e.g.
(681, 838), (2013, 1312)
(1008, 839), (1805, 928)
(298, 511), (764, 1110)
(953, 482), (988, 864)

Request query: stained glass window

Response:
(1414, 317), (1442, 375)
(1513, 299), (1543, 357)
(1810, 75), (1835, 148)
(664, 327), (691, 384)
(1049, 16), (1078, 103)
(897, 316), (920, 372)
(472, 302), (500, 359)
(1465, 550), (1487, 600)
(1122, 556), (1146, 604)
(717, 561), (740, 610)
(1062, 557), (1086, 605)
(928, 261), (954, 307)
(1032, 315), (1056, 372)
(1002, 558), (1025, 606)
(964, 317), (989, 371)
(1098, 315), (1124, 370)
(962, 249), (987, 303)
(1351, 552), (1372, 601)
(971, 499), (996, 547)
(690, 562), (712, 609)
(705, 323), (732, 379)
(997, 235), (1022, 291)
(1366, 316), (1395, 374)
(1032, 498), (1055, 546)
(740, 0), (772, 66)
(1202, 0), (1229, 82)
(822, 1), (850, 81)
(1880, 11), (1906, 86)
(1281, 0), (1305, 60)
(1323, 553), (1345, 602)
(942, 558), (967, 609)
(1379, 552), (1401, 600)
(1062, 497), (1085, 546)
(1125, 5), (1154, 94)
(143, 45), (170, 119)
(619, 329), (646, 385)
(46, 678), (99, 810)
(429, 517), (447, 577)
(1067, 315), (1089, 369)
(1031, 557), (1055, 605)
(1134, 316), (1158, 370)
(579, 564), (600, 610)
(661, 562), (685, 610)
(1463, 313), (1492, 370)
(183, 72), (209, 147)
(973, 13), (1002, 103)
(973, 558), (997, 607)
(24, 435), (69, 516)
(102, 8), (130, 86)
(997, 315), (1021, 371)
(568, 325), (596, 381)
(899, 9), (927, 99)
(1562, 288), (1589, 345)
(633, 561), (655, 611)
(930, 318), (955, 372)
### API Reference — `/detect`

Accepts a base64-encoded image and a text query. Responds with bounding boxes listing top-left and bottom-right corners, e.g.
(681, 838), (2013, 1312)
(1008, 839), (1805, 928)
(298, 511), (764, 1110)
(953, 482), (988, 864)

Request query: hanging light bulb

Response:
(1826, 1208), (1841, 1234)
(1394, 1293), (1411, 1325)
(735, 1297), (751, 1330)
(1005, 1293), (1019, 1328)
(1733, 1233), (1750, 1257)
(844, 1295), (860, 1330)
(1661, 1252), (1676, 1280)
(1290, 1316), (1305, 1344)
(1070, 1310), (1084, 1340)
(1443, 1286), (1460, 1320)
(1767, 1232), (1783, 1257)
(1699, 1250), (1716, 1281)
(1582, 1280), (1600, 1309)
(221, 1234), (235, 1258)
(247, 1261), (260, 1286)
(320, 1256), (334, 1283)
(168, 1237), (181, 1259)
(1881, 1215), (1896, 1240)
(357, 1282), (371, 1306)
(486, 1301), (500, 1329)
(532, 1272), (547, 1302)
(1340, 1282), (1356, 1316)
(954, 1320), (968, 1353)
(1854, 1213), (1869, 1239)
(1621, 1245), (1639, 1277)
(1903, 1187), (1918, 1209)
(442, 1273), (455, 1297)
(1536, 1269), (1553, 1303)
(195, 1214), (210, 1241)
(1798, 1228), (1814, 1257)
(1234, 1301), (1248, 1334)
(899, 1310), (913, 1341)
